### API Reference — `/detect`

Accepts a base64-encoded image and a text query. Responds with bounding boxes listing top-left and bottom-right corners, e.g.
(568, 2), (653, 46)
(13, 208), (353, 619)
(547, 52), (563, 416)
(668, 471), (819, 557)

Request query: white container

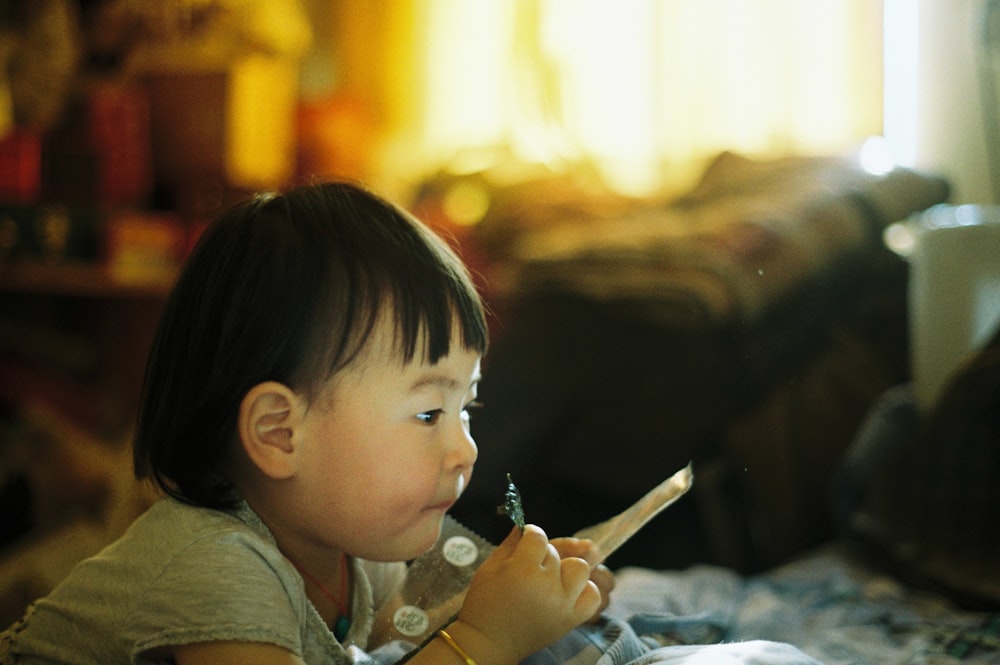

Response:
(909, 204), (1000, 408)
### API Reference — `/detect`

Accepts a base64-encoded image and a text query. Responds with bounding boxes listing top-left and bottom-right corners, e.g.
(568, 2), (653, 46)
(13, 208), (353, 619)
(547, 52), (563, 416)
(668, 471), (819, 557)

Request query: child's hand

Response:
(455, 524), (601, 663)
(549, 537), (615, 622)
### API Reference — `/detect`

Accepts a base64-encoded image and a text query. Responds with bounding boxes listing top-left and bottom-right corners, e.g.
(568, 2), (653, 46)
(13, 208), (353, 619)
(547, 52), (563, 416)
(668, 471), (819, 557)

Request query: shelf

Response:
(0, 262), (175, 299)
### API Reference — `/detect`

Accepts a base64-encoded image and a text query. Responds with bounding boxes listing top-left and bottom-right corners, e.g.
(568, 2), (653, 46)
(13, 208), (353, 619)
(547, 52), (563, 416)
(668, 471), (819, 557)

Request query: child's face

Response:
(292, 317), (482, 563)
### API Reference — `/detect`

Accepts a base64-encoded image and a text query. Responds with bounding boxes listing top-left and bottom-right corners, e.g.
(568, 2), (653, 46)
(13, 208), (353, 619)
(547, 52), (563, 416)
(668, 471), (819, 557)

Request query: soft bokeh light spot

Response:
(883, 221), (918, 256)
(860, 135), (896, 175)
(443, 182), (491, 227)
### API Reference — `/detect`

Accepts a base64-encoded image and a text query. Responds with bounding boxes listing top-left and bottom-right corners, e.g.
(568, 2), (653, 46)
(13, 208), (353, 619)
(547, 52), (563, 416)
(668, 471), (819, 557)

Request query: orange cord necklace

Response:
(287, 553), (352, 642)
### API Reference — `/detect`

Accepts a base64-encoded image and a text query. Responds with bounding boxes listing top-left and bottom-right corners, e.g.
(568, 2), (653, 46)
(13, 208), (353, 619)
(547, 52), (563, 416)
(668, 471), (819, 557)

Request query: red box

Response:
(0, 130), (42, 205)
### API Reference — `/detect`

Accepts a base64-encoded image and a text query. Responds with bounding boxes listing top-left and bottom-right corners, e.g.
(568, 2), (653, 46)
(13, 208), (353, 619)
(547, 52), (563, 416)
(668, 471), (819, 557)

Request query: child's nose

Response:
(446, 426), (478, 470)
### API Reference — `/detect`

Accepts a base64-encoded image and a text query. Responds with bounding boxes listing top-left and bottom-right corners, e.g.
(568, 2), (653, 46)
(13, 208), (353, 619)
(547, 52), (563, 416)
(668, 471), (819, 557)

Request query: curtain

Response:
(376, 0), (884, 196)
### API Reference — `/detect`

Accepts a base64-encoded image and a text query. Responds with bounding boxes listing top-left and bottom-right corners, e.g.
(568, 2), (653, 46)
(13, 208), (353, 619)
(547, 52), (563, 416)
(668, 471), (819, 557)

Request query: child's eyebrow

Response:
(409, 372), (481, 393)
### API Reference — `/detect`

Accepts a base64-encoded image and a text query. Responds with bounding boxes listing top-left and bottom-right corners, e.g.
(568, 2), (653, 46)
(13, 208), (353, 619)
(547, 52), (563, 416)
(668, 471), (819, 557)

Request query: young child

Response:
(0, 182), (612, 664)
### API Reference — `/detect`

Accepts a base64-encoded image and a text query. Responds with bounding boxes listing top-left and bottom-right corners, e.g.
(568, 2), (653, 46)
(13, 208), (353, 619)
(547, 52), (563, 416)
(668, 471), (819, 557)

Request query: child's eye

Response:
(418, 401), (481, 425)
(416, 410), (442, 425)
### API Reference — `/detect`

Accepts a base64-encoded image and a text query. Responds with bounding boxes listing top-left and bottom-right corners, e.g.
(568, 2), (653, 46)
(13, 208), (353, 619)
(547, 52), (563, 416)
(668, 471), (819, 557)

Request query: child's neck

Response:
(287, 551), (353, 640)
(239, 486), (354, 638)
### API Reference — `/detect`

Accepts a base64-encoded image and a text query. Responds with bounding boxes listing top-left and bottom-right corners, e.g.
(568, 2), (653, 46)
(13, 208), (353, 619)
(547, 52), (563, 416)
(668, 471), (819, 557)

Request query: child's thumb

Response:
(493, 525), (525, 557)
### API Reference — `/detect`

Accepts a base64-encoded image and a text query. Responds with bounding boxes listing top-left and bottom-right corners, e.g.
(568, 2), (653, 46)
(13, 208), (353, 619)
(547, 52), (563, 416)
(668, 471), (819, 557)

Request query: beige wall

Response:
(905, 0), (998, 204)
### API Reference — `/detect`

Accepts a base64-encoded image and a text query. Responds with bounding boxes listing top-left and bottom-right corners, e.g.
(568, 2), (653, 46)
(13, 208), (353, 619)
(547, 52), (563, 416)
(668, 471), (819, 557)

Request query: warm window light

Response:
(538, 1), (660, 194)
(882, 0), (920, 168)
(422, 0), (511, 162)
(409, 0), (884, 196)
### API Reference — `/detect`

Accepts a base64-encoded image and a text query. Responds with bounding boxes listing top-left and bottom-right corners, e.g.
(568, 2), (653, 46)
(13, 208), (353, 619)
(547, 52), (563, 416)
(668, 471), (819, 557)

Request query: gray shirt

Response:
(1, 498), (406, 665)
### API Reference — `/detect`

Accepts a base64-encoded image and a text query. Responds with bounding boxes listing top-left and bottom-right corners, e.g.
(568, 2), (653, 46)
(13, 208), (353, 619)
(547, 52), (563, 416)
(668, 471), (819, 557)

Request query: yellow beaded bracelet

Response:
(437, 627), (477, 665)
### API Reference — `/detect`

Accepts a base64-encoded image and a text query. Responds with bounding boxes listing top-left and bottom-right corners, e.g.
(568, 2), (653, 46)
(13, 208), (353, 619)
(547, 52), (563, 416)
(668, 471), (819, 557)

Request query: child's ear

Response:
(238, 381), (305, 480)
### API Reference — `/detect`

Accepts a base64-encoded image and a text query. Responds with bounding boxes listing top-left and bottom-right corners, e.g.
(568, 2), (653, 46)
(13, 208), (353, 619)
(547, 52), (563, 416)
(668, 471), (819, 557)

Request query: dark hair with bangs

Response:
(133, 181), (488, 509)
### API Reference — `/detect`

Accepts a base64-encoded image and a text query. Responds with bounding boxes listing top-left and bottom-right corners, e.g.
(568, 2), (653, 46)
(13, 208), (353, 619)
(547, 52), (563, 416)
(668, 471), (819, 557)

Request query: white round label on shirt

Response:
(393, 605), (430, 637)
(442, 535), (479, 567)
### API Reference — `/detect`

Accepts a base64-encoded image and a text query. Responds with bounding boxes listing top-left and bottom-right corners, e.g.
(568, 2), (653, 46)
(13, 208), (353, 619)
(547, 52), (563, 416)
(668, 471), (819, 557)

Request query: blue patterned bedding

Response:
(602, 543), (999, 665)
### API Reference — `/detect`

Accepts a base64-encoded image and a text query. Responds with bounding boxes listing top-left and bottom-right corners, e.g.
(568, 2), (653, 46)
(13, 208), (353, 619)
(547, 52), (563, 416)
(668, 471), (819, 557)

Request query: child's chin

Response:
(419, 516), (449, 553)
(393, 516), (447, 561)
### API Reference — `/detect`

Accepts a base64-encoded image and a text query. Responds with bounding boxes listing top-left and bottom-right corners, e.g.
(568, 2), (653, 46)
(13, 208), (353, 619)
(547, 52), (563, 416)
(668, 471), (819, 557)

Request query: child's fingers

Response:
(585, 564), (615, 622)
(541, 542), (561, 569)
(493, 524), (527, 557)
(549, 537), (586, 557)
(559, 556), (591, 593)
(591, 564), (616, 597)
(560, 557), (602, 621)
(511, 524), (552, 563)
(551, 541), (615, 624)
(550, 537), (602, 567)
(576, 579), (602, 619)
